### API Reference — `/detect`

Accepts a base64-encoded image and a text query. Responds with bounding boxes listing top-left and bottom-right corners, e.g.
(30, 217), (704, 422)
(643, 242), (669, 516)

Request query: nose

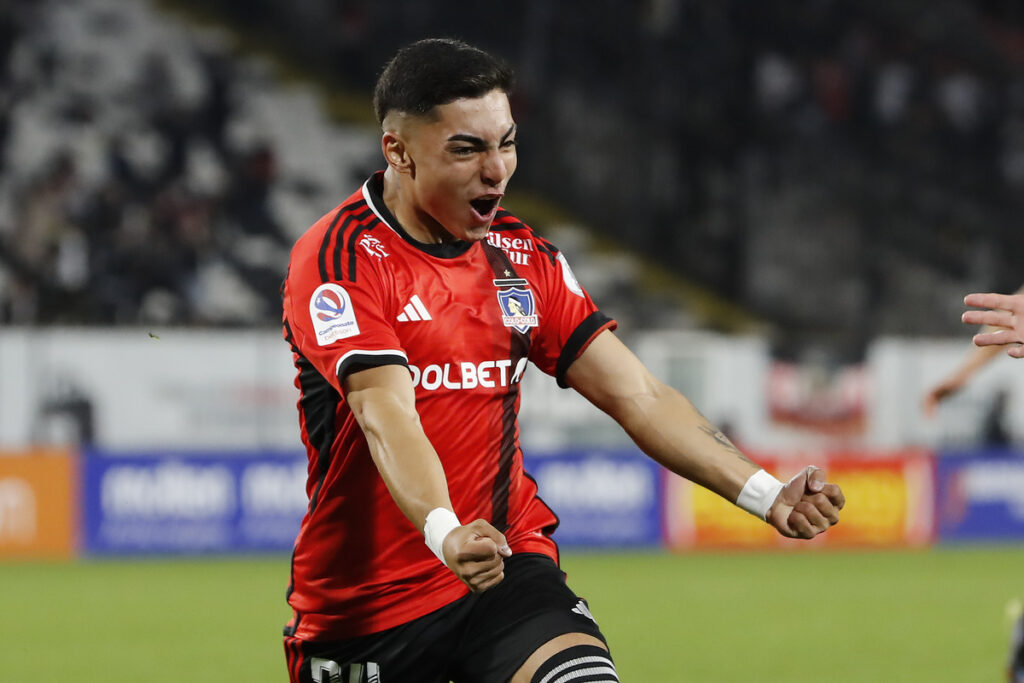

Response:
(480, 149), (508, 187)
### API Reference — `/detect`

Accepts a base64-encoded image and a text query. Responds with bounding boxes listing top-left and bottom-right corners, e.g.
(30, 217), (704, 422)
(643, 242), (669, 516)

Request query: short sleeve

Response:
(284, 242), (407, 394)
(528, 247), (616, 388)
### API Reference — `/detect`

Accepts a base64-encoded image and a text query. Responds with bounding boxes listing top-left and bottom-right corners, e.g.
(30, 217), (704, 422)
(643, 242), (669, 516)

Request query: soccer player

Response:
(923, 286), (1024, 416)
(1010, 600), (1024, 683)
(280, 38), (845, 683)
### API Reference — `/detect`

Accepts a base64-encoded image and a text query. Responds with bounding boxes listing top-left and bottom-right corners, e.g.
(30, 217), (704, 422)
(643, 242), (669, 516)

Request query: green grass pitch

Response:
(0, 547), (1020, 682)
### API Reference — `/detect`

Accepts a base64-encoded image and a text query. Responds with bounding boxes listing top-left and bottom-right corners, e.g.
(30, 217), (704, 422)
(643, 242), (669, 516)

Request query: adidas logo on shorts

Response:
(571, 599), (596, 624)
(309, 658), (379, 683)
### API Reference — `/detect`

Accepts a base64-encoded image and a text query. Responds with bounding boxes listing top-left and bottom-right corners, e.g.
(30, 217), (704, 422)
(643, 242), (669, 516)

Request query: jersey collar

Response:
(362, 171), (475, 259)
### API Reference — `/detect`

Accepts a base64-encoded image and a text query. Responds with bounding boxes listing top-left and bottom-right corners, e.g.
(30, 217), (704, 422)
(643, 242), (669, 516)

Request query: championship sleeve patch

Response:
(309, 283), (361, 345)
(557, 252), (585, 297)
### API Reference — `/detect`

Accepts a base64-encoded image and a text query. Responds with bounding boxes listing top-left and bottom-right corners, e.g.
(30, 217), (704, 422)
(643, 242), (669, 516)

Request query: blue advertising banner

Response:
(81, 448), (662, 554)
(523, 450), (662, 548)
(82, 450), (307, 555)
(935, 449), (1024, 542)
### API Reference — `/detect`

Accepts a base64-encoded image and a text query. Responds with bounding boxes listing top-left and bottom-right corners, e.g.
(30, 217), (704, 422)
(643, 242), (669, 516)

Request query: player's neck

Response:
(381, 168), (451, 245)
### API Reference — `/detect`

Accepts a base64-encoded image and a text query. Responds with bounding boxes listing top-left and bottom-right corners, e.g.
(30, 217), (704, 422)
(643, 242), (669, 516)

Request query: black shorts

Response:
(283, 553), (607, 683)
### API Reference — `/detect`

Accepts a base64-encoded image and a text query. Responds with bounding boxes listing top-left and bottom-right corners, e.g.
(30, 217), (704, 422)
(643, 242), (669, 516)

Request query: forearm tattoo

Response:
(699, 424), (757, 466)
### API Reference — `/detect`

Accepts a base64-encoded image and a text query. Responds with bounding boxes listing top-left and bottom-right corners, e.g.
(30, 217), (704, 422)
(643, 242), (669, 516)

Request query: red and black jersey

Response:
(281, 171), (616, 641)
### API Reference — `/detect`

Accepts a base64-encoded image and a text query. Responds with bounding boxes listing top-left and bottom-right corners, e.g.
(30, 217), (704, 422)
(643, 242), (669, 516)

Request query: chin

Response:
(453, 217), (493, 242)
(461, 226), (491, 242)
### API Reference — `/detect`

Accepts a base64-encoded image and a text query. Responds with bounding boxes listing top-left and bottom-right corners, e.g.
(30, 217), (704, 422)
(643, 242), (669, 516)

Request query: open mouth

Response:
(470, 196), (501, 217)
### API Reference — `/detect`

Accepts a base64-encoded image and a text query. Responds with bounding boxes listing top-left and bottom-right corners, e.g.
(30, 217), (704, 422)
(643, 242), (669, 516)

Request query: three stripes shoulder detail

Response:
(317, 200), (376, 283)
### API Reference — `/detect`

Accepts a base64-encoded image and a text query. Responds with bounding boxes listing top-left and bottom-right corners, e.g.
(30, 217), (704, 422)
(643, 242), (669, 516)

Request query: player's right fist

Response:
(442, 519), (512, 593)
(766, 466), (844, 539)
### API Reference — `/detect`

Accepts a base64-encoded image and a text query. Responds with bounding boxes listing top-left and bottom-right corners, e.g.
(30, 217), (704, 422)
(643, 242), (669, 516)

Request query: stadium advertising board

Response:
(0, 328), (299, 450)
(0, 448), (77, 559)
(82, 450), (306, 555)
(935, 449), (1024, 542)
(523, 450), (662, 548)
(663, 449), (935, 550)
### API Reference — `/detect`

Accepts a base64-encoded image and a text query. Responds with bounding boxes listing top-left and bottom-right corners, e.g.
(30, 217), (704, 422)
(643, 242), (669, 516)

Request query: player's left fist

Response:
(443, 519), (513, 593)
(766, 466), (845, 539)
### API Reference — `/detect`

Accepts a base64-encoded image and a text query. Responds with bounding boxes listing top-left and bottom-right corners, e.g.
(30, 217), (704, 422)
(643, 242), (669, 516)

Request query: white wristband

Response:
(736, 469), (784, 520)
(423, 507), (461, 564)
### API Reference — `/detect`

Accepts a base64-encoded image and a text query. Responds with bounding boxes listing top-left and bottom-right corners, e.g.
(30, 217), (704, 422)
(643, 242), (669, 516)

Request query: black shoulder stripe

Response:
(536, 238), (559, 265)
(490, 212), (523, 230)
(332, 204), (372, 281)
(536, 236), (558, 256)
(346, 224), (371, 282)
(317, 207), (347, 283)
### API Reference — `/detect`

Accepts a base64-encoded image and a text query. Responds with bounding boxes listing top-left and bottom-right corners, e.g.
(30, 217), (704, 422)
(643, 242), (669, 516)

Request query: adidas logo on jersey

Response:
(397, 295), (432, 322)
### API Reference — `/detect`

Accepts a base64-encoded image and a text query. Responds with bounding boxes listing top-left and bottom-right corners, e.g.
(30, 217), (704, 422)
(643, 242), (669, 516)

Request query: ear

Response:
(382, 132), (414, 177)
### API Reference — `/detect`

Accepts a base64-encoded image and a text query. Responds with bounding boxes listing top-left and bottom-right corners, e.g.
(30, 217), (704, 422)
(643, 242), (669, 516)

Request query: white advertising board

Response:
(2, 328), (1023, 452)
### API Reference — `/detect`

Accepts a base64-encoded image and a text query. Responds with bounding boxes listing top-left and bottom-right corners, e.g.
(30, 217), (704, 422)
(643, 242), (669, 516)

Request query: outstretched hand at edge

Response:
(963, 292), (1024, 358)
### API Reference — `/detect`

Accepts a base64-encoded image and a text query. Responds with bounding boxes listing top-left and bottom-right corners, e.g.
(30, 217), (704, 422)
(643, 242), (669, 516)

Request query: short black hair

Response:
(373, 38), (514, 124)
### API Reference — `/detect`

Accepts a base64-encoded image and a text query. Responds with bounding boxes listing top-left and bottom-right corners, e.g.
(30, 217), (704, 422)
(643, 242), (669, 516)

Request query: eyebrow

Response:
(447, 124), (517, 146)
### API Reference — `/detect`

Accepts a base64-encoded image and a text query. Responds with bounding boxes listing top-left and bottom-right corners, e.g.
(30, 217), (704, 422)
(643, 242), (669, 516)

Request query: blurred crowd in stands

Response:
(3, 0), (1024, 354)
(0, 0), (374, 326)
(490, 0), (1024, 357)
(0, 1), (290, 325)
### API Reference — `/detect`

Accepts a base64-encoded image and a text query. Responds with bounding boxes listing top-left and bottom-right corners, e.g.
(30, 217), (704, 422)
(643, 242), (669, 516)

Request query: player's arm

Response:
(565, 330), (844, 538)
(343, 364), (511, 591)
(922, 341), (1005, 415)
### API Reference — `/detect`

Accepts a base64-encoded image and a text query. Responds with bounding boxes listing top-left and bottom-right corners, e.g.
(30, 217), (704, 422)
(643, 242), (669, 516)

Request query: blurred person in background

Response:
(923, 285), (1024, 415)
(280, 38), (844, 683)
(1010, 599), (1024, 683)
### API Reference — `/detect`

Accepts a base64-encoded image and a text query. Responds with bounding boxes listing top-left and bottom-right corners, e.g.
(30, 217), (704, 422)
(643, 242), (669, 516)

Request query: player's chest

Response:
(387, 256), (540, 361)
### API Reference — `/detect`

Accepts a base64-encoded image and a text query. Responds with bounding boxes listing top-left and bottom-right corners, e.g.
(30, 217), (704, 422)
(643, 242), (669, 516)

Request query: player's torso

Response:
(383, 238), (538, 396)
(365, 226), (542, 492)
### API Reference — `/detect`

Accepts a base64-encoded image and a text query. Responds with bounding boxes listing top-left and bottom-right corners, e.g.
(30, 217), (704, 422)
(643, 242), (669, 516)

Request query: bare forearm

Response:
(568, 331), (843, 538)
(566, 332), (762, 503)
(344, 365), (509, 586)
(614, 382), (759, 502)
(958, 339), (1005, 374)
(359, 393), (451, 525)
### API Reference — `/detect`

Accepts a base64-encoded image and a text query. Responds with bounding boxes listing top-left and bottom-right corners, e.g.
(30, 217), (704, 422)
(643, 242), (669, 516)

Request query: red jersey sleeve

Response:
(283, 212), (406, 394)
(528, 239), (617, 387)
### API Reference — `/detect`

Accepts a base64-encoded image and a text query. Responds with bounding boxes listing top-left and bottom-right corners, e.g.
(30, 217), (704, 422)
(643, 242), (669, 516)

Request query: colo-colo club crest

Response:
(493, 277), (539, 334)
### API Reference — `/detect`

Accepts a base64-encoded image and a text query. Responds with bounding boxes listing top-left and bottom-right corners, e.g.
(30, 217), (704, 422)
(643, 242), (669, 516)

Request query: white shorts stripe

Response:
(550, 666), (618, 683)
(538, 656), (616, 683)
